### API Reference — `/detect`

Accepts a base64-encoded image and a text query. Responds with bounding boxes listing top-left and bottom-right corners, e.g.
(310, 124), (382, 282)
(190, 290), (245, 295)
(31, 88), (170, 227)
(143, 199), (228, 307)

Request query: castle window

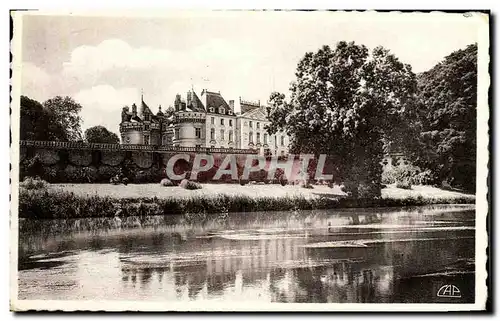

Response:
(228, 130), (233, 142)
(220, 129), (225, 140)
(195, 128), (201, 138)
(144, 135), (150, 145)
(211, 117), (215, 125)
(211, 128), (215, 140)
(229, 119), (233, 126)
(249, 121), (253, 128)
(249, 131), (253, 143)
(264, 133), (268, 144)
(257, 133), (261, 143)
(257, 122), (260, 129)
(221, 118), (224, 126)
(175, 129), (180, 140)
(281, 136), (285, 146)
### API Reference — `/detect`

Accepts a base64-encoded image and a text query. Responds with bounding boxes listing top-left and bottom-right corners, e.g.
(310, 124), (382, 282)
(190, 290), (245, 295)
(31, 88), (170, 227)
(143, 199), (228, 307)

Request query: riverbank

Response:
(18, 183), (475, 220)
(47, 183), (474, 200)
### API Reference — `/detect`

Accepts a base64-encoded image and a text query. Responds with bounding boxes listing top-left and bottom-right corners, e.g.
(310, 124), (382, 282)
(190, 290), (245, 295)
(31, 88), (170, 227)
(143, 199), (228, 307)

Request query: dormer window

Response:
(219, 107), (225, 114)
(209, 107), (215, 113)
(228, 111), (233, 115)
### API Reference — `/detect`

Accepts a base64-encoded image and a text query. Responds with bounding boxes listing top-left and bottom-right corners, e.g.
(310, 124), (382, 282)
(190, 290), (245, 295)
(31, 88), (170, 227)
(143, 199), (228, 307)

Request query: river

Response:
(17, 204), (475, 303)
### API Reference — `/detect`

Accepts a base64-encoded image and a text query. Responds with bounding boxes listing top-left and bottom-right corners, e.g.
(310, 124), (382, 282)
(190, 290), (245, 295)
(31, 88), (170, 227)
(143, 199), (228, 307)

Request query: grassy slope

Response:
(47, 183), (475, 201)
(19, 183), (475, 220)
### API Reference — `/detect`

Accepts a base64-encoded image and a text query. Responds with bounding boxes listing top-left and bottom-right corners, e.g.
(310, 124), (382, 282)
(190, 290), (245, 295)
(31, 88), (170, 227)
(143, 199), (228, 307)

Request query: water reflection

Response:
(18, 205), (475, 303)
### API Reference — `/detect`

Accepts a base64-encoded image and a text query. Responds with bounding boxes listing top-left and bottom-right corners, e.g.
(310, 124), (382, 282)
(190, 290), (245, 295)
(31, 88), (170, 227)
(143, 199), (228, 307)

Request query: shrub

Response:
(180, 179), (202, 190)
(133, 167), (164, 184)
(20, 176), (48, 190)
(396, 180), (412, 190)
(382, 163), (433, 185)
(249, 169), (269, 183)
(415, 169), (436, 185)
(238, 175), (249, 186)
(98, 166), (120, 182)
(299, 179), (314, 189)
(160, 178), (175, 187)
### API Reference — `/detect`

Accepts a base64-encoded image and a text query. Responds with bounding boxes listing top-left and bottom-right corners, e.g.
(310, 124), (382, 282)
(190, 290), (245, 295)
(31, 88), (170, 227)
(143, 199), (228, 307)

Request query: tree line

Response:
(267, 42), (477, 194)
(20, 95), (120, 144)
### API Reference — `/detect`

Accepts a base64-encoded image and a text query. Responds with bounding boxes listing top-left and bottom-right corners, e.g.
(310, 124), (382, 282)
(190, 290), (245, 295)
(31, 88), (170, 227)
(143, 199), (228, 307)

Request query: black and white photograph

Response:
(9, 10), (489, 312)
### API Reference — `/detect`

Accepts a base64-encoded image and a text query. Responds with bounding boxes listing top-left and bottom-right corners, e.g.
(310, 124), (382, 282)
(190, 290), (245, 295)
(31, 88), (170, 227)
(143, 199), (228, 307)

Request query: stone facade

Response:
(119, 95), (174, 146)
(236, 100), (290, 157)
(120, 89), (291, 156)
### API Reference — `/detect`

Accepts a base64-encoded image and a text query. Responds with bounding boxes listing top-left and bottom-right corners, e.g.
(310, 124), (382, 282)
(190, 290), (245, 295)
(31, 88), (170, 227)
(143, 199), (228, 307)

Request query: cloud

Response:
(25, 38), (284, 132)
(63, 39), (175, 79)
(74, 85), (138, 134)
(21, 62), (52, 102)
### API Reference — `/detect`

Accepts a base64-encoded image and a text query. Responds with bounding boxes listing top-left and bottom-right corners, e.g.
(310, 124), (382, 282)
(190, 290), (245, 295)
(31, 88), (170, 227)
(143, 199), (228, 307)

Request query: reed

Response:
(18, 188), (475, 220)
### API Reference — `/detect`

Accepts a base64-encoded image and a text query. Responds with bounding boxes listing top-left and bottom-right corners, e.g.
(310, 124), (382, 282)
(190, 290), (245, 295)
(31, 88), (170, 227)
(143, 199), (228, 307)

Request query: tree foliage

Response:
(84, 125), (120, 144)
(406, 44), (477, 191)
(43, 96), (83, 141)
(267, 42), (417, 197)
(20, 95), (81, 141)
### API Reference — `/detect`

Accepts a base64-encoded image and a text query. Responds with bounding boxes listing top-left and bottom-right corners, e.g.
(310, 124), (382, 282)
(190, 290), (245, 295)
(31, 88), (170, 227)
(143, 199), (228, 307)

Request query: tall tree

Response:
(84, 125), (120, 144)
(43, 96), (83, 141)
(267, 42), (417, 197)
(20, 95), (68, 141)
(407, 44), (477, 191)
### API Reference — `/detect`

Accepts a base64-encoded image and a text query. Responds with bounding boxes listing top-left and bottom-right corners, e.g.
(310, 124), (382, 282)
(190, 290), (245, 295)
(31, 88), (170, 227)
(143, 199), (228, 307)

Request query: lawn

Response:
(47, 183), (475, 201)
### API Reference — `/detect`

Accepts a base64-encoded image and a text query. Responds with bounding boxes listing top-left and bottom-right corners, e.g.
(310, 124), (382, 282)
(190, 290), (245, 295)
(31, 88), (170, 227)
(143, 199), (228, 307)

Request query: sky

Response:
(18, 11), (480, 135)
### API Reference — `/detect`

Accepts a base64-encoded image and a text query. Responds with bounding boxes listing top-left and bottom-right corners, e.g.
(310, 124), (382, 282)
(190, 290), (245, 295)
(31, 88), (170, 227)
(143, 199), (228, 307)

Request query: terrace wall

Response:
(19, 140), (259, 184)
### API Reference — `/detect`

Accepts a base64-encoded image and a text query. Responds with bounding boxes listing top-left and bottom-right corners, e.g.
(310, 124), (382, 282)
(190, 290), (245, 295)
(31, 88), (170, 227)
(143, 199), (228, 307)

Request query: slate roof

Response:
(240, 107), (268, 121)
(240, 101), (260, 114)
(188, 91), (205, 112)
(203, 90), (232, 115)
(121, 99), (167, 124)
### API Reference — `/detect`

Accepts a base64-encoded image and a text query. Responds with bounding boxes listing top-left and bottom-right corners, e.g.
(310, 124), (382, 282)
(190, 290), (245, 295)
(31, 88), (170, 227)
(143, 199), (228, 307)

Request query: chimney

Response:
(228, 100), (234, 111)
(174, 94), (181, 111)
(132, 104), (137, 117)
(121, 106), (129, 122)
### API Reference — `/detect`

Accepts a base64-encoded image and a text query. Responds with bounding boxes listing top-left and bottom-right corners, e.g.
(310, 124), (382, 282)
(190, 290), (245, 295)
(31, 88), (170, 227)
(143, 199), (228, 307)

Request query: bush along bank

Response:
(19, 188), (475, 220)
